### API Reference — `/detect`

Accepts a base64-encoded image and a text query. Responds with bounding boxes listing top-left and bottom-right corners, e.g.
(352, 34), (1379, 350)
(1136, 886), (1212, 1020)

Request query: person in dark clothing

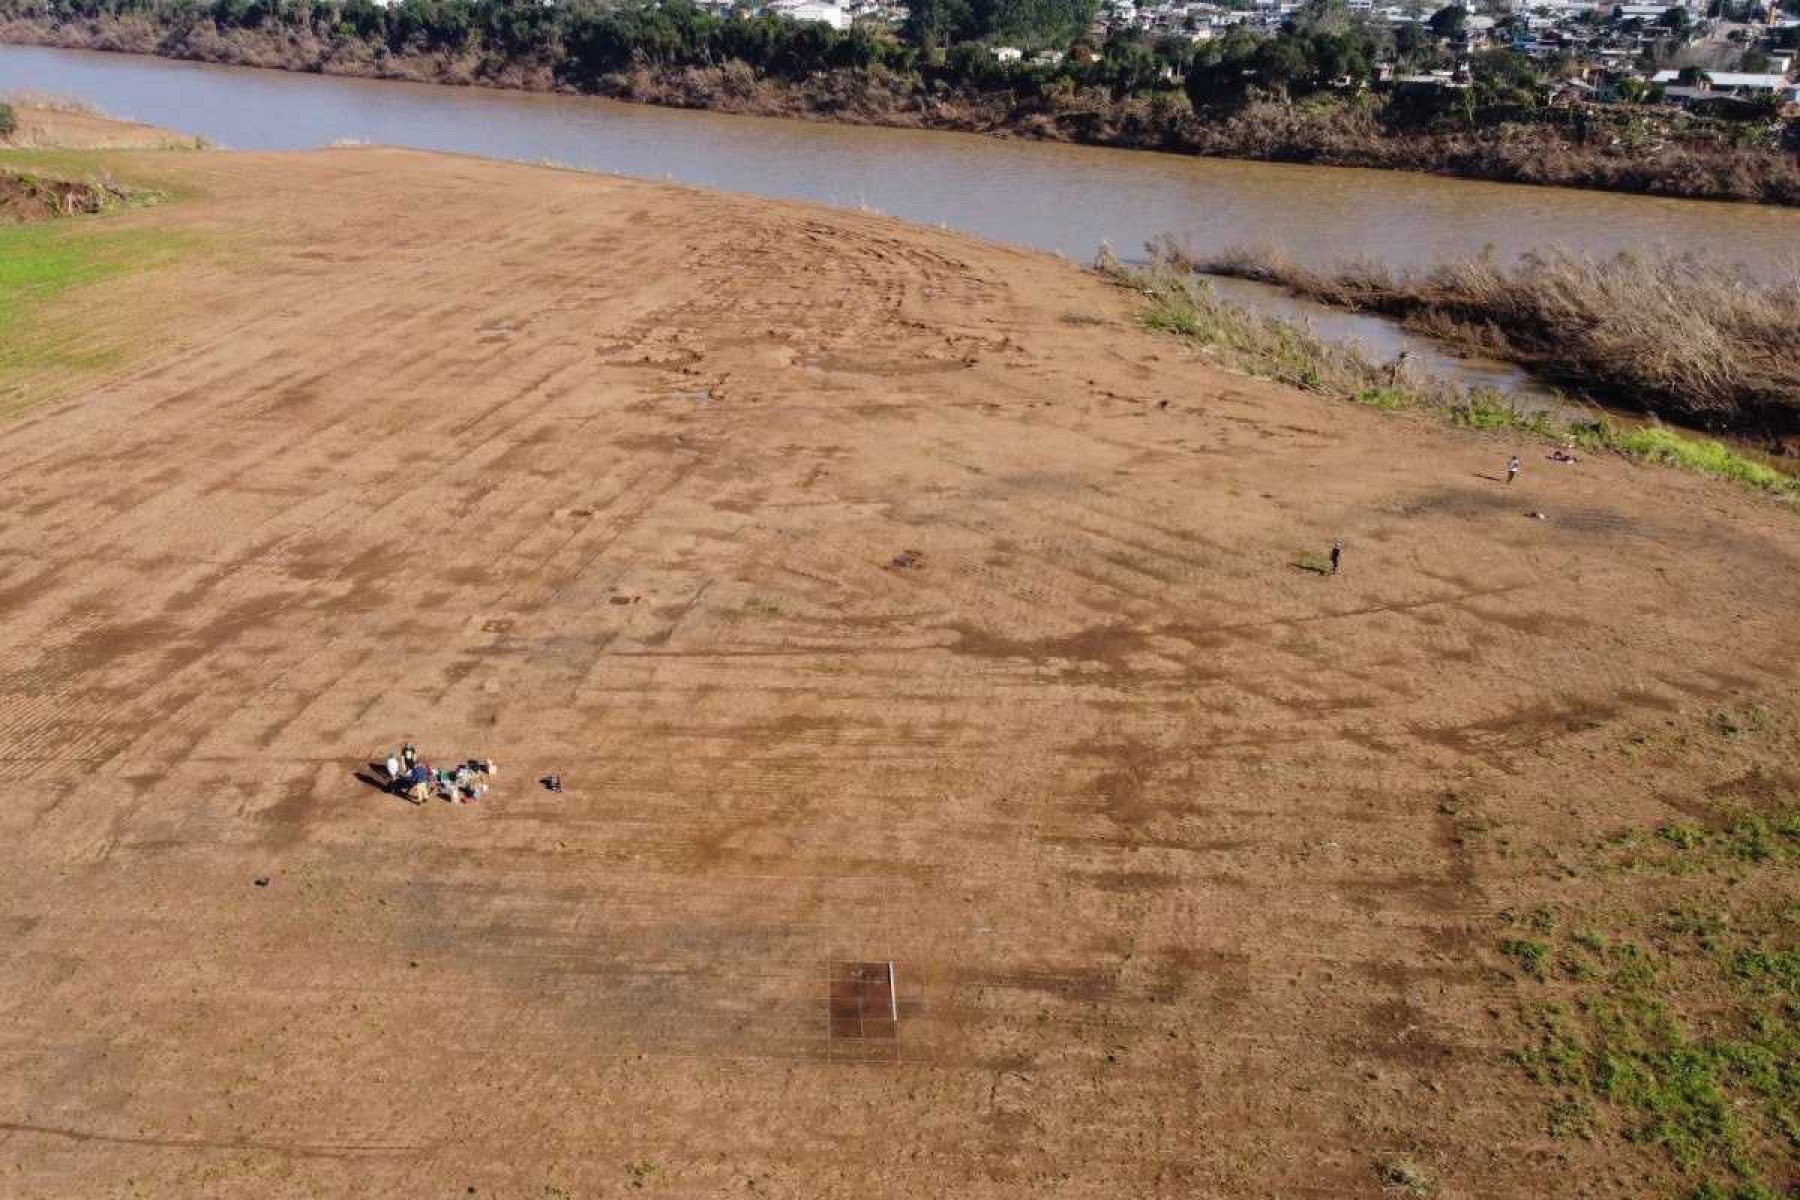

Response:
(400, 742), (417, 771)
(1329, 540), (1343, 576)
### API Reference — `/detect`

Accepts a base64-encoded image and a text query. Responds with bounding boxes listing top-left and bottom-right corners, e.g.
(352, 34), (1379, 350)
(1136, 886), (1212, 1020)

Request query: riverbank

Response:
(6, 15), (1800, 205)
(1162, 240), (1800, 447)
(1103, 249), (1800, 495)
(0, 90), (198, 149)
(7, 117), (1800, 1200)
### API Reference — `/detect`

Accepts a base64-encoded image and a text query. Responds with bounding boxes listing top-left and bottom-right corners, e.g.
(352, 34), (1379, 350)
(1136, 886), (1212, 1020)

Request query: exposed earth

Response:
(2, 110), (1798, 1198)
(0, 99), (195, 149)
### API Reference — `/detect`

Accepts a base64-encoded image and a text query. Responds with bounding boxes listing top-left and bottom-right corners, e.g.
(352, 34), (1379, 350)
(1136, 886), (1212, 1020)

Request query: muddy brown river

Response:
(4, 42), (1798, 404)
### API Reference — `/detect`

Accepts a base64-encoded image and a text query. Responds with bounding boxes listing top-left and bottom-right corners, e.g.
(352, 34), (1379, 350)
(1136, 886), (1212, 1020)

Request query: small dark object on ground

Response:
(890, 549), (923, 570)
(542, 774), (563, 793)
(253, 876), (270, 887)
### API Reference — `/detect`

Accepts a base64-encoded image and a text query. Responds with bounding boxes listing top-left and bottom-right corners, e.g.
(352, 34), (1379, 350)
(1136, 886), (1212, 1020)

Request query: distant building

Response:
(1650, 69), (1793, 95)
(768, 0), (853, 27)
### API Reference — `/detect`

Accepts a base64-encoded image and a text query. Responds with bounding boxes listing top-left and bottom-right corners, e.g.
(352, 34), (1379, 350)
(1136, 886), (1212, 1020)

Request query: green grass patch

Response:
(1501, 937), (1551, 981)
(1606, 805), (1800, 876)
(0, 219), (192, 410)
(1570, 421), (1798, 497)
(1504, 795), (1800, 1197)
(1352, 386), (1413, 411)
(1449, 389), (1558, 436)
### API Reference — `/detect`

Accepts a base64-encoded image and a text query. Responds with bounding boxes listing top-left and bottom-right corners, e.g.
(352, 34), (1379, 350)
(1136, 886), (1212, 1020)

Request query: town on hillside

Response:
(684, 0), (1800, 111)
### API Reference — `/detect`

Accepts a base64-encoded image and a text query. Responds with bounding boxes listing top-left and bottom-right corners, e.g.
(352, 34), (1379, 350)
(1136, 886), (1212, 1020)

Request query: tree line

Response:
(12, 0), (1571, 111)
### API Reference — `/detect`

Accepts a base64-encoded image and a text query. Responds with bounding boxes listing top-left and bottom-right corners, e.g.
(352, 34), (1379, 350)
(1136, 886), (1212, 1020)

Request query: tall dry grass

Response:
(1103, 246), (1800, 498)
(1163, 236), (1800, 439)
(0, 91), (105, 116)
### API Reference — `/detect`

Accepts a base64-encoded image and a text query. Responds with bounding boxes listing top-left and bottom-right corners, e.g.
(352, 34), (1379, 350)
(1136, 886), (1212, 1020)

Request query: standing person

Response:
(1507, 455), (1521, 485)
(1329, 540), (1343, 576)
(385, 752), (401, 783)
(400, 742), (417, 771)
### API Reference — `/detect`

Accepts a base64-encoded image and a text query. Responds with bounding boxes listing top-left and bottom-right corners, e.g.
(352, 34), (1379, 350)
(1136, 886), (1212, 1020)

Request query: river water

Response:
(4, 43), (1798, 403)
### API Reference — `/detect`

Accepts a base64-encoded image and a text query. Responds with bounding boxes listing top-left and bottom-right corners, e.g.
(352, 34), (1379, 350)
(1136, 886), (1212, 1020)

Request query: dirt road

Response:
(2, 139), (1797, 1198)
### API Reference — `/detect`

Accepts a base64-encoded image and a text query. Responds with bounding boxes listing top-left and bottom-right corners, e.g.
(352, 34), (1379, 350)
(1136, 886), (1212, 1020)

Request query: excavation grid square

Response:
(828, 962), (897, 1041)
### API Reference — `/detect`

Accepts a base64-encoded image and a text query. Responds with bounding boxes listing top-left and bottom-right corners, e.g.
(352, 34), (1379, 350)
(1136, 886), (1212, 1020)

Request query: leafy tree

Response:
(903, 0), (972, 52)
(903, 0), (1097, 50)
(1427, 3), (1467, 40)
(1469, 47), (1542, 104)
(1185, 24), (1264, 105)
(1183, 11), (1381, 104)
(1253, 34), (1313, 93)
(0, 102), (15, 140)
(1393, 21), (1433, 65)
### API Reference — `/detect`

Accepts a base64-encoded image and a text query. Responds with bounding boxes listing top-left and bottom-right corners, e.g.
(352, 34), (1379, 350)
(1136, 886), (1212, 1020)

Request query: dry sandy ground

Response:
(0, 102), (196, 150)
(1, 129), (1798, 1198)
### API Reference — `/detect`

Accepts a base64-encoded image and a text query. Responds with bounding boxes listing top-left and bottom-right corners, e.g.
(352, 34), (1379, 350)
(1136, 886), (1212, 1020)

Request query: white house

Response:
(991, 45), (1024, 63)
(769, 0), (853, 28)
(1650, 69), (1793, 95)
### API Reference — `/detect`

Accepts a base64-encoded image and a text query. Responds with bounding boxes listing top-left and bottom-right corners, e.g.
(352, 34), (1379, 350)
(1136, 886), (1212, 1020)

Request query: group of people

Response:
(1326, 448), (1579, 576)
(384, 741), (497, 805)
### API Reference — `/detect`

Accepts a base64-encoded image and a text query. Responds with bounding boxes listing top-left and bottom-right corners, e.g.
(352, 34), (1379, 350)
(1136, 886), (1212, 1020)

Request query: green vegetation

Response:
(1450, 390), (1556, 437)
(1102, 248), (1800, 500)
(1350, 386), (1411, 412)
(1605, 804), (1800, 876)
(1586, 427), (1797, 496)
(0, 103), (17, 140)
(0, 221), (190, 413)
(1504, 797), (1800, 1198)
(1098, 244), (1449, 403)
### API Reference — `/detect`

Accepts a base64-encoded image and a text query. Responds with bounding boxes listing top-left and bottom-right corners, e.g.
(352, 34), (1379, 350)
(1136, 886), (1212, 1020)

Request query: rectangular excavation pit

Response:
(828, 961), (898, 1043)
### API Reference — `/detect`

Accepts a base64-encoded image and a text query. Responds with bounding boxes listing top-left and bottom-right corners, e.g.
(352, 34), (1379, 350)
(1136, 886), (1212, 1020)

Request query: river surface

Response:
(4, 43), (1798, 405)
